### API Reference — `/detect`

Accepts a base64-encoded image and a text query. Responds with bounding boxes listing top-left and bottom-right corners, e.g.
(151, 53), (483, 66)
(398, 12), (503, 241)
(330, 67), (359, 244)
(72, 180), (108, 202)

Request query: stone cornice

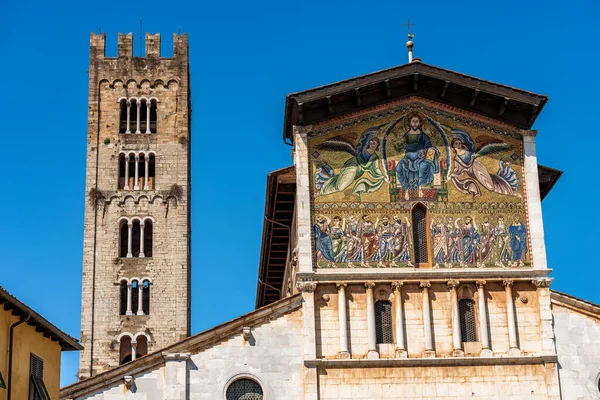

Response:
(304, 354), (558, 369)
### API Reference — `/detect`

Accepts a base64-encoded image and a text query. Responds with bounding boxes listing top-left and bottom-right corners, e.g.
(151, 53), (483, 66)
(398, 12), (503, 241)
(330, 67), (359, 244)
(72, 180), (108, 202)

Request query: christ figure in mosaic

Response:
(394, 114), (440, 200)
(314, 215), (335, 266)
(315, 126), (386, 198)
(431, 216), (448, 267)
(509, 216), (528, 266)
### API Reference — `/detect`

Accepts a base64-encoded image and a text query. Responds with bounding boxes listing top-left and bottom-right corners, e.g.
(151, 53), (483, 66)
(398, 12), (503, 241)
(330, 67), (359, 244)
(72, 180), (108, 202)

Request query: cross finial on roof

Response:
(403, 18), (416, 63)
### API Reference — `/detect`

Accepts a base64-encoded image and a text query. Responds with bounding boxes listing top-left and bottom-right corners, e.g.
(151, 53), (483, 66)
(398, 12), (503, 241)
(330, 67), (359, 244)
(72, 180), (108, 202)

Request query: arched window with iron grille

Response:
(226, 378), (263, 400)
(459, 298), (477, 342)
(412, 203), (430, 266)
(375, 300), (393, 344)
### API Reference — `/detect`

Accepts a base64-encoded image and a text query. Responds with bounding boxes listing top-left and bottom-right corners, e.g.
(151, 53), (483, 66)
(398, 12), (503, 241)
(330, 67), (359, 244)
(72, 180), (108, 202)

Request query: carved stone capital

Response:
(447, 280), (460, 289)
(502, 279), (514, 288)
(476, 280), (487, 289)
(532, 278), (551, 288)
(296, 280), (317, 293)
(162, 352), (191, 361)
(292, 124), (313, 135)
(336, 282), (347, 290)
(391, 281), (404, 291)
(364, 281), (376, 290)
(520, 129), (538, 137)
(419, 281), (431, 289)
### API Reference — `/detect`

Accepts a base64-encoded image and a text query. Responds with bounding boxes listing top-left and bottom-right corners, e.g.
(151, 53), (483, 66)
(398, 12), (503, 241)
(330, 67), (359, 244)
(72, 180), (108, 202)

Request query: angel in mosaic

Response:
(448, 130), (519, 199)
(314, 126), (387, 198)
(493, 216), (512, 266)
(314, 215), (335, 266)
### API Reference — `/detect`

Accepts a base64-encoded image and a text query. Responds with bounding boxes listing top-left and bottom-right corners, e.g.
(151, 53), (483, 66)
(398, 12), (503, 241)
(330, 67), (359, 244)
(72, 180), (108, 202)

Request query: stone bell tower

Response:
(78, 32), (191, 379)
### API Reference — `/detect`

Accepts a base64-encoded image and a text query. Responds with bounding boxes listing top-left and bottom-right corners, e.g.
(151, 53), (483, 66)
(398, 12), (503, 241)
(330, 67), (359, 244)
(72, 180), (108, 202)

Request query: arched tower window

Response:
(226, 378), (263, 400)
(131, 221), (141, 257)
(136, 336), (148, 358)
(119, 221), (129, 257)
(118, 153), (156, 190)
(142, 280), (150, 315)
(119, 336), (132, 365)
(119, 281), (128, 315)
(375, 300), (393, 344)
(131, 281), (139, 315)
(119, 218), (153, 258)
(412, 204), (430, 266)
(129, 99), (138, 133)
(143, 221), (153, 257)
(459, 299), (477, 342)
(119, 98), (158, 134)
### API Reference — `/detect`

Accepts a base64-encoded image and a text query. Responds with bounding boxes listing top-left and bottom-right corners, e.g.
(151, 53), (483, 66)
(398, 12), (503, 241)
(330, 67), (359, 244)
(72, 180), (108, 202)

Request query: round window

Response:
(226, 378), (263, 400)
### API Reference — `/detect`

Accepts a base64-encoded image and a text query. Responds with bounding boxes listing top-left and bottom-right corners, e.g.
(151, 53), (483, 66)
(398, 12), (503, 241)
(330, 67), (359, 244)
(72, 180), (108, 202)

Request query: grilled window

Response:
(412, 205), (429, 264)
(29, 353), (49, 400)
(375, 301), (393, 344)
(226, 378), (263, 400)
(459, 299), (477, 342)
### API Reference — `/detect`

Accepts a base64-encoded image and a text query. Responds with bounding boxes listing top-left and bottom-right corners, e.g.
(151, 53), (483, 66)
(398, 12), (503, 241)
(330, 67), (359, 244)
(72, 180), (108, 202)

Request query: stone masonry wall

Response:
(79, 32), (190, 378)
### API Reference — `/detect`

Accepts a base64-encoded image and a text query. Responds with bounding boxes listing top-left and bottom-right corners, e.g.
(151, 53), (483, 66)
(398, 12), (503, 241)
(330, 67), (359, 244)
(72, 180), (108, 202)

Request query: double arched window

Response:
(119, 277), (151, 316)
(226, 378), (263, 400)
(119, 97), (158, 134)
(118, 152), (156, 190)
(118, 332), (149, 365)
(119, 217), (154, 258)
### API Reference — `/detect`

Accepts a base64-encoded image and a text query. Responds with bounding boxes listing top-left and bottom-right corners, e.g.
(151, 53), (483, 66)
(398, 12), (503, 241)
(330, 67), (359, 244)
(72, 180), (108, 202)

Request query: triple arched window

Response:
(118, 152), (156, 190)
(118, 332), (149, 365)
(119, 217), (154, 258)
(119, 277), (151, 316)
(119, 97), (158, 134)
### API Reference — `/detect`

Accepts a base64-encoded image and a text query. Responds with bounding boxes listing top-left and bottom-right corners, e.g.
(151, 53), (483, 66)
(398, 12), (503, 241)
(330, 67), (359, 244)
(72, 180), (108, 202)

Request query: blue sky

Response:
(1, 0), (598, 388)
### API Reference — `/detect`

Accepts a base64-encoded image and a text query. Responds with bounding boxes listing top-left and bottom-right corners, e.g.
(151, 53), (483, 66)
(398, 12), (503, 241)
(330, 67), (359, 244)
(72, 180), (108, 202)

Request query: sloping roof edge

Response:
(60, 293), (303, 398)
(0, 285), (82, 351)
(550, 289), (600, 319)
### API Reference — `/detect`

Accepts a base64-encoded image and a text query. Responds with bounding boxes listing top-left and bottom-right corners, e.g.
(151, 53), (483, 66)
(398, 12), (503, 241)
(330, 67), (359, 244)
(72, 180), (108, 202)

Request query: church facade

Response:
(62, 33), (600, 400)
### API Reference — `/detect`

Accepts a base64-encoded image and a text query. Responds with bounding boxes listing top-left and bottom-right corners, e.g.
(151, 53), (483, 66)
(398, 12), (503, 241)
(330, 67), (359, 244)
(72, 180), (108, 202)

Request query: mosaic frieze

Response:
(310, 101), (530, 269)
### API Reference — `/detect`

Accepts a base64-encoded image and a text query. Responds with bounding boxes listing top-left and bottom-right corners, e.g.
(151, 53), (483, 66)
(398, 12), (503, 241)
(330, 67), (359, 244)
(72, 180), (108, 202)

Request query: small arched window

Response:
(119, 99), (128, 134)
(136, 335), (148, 358)
(412, 204), (430, 266)
(119, 281), (128, 315)
(119, 221), (129, 257)
(375, 301), (393, 344)
(119, 336), (132, 365)
(131, 281), (139, 315)
(226, 378), (263, 400)
(143, 221), (153, 257)
(459, 299), (477, 342)
(142, 280), (150, 315)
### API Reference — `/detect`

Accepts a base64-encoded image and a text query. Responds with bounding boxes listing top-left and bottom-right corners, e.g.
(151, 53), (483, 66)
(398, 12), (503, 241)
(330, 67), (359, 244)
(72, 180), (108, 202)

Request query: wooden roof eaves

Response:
(0, 286), (83, 351)
(60, 294), (303, 398)
(283, 61), (548, 141)
(538, 164), (563, 201)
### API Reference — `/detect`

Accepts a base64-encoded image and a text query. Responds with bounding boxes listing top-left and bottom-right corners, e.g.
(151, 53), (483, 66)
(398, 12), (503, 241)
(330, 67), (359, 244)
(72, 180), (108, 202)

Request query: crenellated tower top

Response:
(90, 32), (188, 61)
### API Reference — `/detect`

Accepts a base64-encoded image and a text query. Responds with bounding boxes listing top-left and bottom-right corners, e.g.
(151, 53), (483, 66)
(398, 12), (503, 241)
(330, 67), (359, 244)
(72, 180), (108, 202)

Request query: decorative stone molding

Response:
(475, 279), (487, 288)
(532, 278), (551, 288)
(292, 124), (313, 135)
(419, 280), (431, 289)
(336, 282), (347, 289)
(447, 279), (460, 289)
(391, 281), (404, 291)
(161, 352), (191, 361)
(364, 281), (376, 289)
(520, 129), (538, 137)
(296, 280), (318, 293)
(123, 375), (134, 389)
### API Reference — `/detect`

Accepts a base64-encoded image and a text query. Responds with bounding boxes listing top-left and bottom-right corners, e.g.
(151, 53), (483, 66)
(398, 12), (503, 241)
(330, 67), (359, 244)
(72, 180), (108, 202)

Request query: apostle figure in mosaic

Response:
(448, 130), (519, 199)
(315, 126), (387, 198)
(344, 215), (363, 266)
(431, 216), (448, 267)
(394, 114), (440, 200)
(313, 215), (335, 266)
(448, 217), (464, 265)
(392, 215), (412, 265)
(360, 215), (379, 265)
(330, 216), (347, 262)
(493, 216), (512, 266)
(462, 216), (481, 265)
(478, 216), (495, 266)
(509, 216), (528, 266)
(375, 216), (396, 266)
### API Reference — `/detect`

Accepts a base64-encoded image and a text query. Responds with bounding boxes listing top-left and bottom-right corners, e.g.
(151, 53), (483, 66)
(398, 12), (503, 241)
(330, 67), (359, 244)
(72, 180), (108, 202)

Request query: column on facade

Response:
(135, 100), (141, 133)
(145, 100), (151, 134)
(292, 126), (314, 273)
(127, 221), (133, 258)
(139, 222), (145, 258)
(503, 280), (520, 355)
(296, 280), (318, 400)
(131, 340), (137, 360)
(134, 155), (140, 190)
(137, 282), (144, 315)
(144, 155), (150, 190)
(365, 282), (378, 359)
(448, 280), (463, 356)
(124, 154), (130, 190)
(337, 283), (350, 358)
(532, 279), (555, 355)
(476, 280), (492, 356)
(163, 353), (192, 400)
(126, 283), (133, 316)
(126, 100), (131, 133)
(391, 281), (407, 357)
(420, 281), (434, 356)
